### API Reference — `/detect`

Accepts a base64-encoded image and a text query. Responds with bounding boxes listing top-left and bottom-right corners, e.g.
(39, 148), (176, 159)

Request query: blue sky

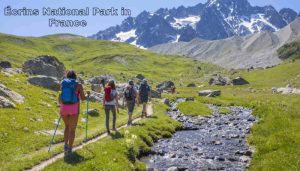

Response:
(0, 0), (299, 37)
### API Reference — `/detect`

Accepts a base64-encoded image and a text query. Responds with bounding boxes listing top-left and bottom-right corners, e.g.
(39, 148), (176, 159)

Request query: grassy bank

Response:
(44, 103), (181, 171)
(177, 100), (212, 116)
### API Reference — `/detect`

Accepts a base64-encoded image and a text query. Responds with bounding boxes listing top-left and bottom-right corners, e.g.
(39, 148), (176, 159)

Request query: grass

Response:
(0, 72), (144, 170)
(44, 102), (181, 171)
(0, 32), (224, 170)
(0, 33), (226, 86)
(1, 33), (300, 170)
(177, 100), (212, 116)
(219, 107), (231, 114)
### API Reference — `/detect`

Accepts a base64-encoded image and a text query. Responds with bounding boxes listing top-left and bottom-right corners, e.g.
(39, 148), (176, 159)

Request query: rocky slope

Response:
(89, 0), (298, 48)
(150, 17), (300, 69)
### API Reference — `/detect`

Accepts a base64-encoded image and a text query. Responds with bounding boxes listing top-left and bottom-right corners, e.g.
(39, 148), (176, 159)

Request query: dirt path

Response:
(28, 103), (153, 171)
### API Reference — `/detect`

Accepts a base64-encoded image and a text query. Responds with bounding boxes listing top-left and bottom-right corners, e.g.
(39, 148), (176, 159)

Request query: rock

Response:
(0, 61), (12, 68)
(86, 109), (99, 116)
(156, 81), (175, 92)
(151, 89), (161, 98)
(231, 77), (249, 85)
(88, 91), (103, 102)
(0, 84), (24, 103)
(22, 55), (65, 79)
(135, 74), (145, 80)
(198, 90), (221, 97)
(87, 75), (113, 85)
(273, 85), (300, 95)
(209, 75), (230, 86)
(0, 96), (16, 108)
(27, 75), (60, 91)
(91, 84), (102, 93)
(187, 83), (196, 87)
(163, 98), (171, 106)
(1, 68), (22, 75)
(23, 127), (29, 132)
(167, 167), (178, 171)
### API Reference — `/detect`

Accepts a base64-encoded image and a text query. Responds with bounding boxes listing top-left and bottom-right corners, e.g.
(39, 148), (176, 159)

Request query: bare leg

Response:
(68, 114), (79, 148)
(62, 115), (70, 145)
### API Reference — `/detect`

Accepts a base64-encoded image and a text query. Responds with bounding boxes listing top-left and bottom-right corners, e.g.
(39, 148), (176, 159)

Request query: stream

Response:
(143, 98), (257, 171)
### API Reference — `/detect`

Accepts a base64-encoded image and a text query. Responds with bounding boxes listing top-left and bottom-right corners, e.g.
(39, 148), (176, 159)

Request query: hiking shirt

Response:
(105, 89), (118, 106)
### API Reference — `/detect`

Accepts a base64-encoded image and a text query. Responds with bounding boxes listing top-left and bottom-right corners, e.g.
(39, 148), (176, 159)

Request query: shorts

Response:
(126, 100), (135, 113)
(140, 96), (148, 103)
(60, 102), (80, 116)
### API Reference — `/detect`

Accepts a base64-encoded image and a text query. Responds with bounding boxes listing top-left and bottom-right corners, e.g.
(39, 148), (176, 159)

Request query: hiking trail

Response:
(28, 103), (153, 171)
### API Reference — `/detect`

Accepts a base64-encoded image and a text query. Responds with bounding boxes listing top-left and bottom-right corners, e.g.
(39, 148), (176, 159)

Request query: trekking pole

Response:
(48, 116), (62, 152)
(85, 94), (90, 142)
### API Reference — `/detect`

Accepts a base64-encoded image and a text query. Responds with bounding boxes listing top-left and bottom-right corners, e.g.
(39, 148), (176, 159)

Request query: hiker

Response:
(122, 80), (138, 125)
(139, 79), (151, 118)
(59, 70), (89, 156)
(103, 80), (119, 134)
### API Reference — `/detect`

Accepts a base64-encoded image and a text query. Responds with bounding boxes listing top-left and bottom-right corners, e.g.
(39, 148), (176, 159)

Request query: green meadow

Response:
(0, 33), (300, 170)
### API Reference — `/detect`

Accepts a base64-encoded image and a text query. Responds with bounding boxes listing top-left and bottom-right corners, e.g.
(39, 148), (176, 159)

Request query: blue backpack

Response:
(61, 78), (78, 104)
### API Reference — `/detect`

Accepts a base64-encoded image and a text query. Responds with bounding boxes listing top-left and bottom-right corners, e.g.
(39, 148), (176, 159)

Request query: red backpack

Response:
(104, 86), (114, 102)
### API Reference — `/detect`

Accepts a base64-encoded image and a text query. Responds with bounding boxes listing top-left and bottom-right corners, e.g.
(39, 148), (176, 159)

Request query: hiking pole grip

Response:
(48, 116), (62, 153)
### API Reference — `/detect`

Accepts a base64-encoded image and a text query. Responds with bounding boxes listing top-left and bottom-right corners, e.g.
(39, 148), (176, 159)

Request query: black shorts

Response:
(126, 100), (135, 113)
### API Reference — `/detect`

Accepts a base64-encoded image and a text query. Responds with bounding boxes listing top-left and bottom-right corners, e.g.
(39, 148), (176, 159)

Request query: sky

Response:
(0, 0), (299, 37)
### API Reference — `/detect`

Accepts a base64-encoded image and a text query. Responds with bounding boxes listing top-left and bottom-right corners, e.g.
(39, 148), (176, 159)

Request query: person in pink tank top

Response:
(58, 70), (89, 156)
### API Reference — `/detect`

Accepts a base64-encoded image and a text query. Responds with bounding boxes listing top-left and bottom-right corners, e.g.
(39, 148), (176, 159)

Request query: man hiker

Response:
(122, 80), (138, 125)
(103, 80), (119, 134)
(139, 79), (151, 118)
(59, 70), (89, 156)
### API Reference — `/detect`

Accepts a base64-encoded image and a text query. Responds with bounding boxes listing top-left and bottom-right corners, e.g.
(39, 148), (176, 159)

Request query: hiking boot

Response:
(107, 130), (111, 135)
(112, 128), (117, 131)
(67, 147), (73, 156)
(64, 144), (69, 156)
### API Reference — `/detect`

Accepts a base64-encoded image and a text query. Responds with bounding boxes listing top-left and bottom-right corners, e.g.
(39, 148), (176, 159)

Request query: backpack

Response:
(104, 86), (115, 102)
(124, 87), (135, 101)
(139, 83), (149, 97)
(61, 78), (78, 104)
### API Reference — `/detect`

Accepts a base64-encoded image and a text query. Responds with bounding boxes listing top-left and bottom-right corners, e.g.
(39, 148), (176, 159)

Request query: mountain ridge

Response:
(149, 17), (300, 69)
(89, 0), (298, 48)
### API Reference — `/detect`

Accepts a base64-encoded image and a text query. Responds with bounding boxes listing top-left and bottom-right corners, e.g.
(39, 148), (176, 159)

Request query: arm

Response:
(115, 93), (119, 113)
(78, 84), (86, 101)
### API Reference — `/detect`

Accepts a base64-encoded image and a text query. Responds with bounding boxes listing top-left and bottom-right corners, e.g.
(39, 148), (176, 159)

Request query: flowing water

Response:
(143, 98), (257, 171)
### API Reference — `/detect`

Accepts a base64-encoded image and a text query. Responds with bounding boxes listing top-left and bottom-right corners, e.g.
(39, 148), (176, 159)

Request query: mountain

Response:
(89, 0), (297, 48)
(150, 17), (300, 69)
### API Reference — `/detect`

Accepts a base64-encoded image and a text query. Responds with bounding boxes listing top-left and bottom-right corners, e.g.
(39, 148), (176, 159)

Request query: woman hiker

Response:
(122, 80), (139, 125)
(59, 70), (89, 156)
(103, 80), (119, 134)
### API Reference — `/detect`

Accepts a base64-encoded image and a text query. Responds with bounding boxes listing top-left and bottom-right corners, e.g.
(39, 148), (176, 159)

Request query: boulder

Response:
(187, 83), (196, 87)
(198, 90), (221, 97)
(151, 89), (161, 98)
(1, 68), (22, 75)
(209, 75), (230, 86)
(85, 109), (99, 116)
(91, 84), (102, 93)
(27, 75), (60, 91)
(0, 84), (24, 103)
(88, 91), (103, 102)
(0, 96), (16, 108)
(135, 74), (145, 80)
(156, 81), (175, 92)
(274, 87), (300, 94)
(162, 98), (171, 106)
(0, 61), (12, 68)
(22, 55), (65, 79)
(231, 77), (249, 85)
(87, 75), (113, 85)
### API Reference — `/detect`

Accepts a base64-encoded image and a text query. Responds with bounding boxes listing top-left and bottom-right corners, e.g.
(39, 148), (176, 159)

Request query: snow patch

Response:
(114, 29), (137, 42)
(239, 14), (279, 33)
(171, 16), (201, 29)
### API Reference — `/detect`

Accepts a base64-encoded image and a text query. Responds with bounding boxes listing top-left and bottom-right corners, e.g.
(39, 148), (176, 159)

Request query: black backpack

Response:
(124, 87), (135, 101)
